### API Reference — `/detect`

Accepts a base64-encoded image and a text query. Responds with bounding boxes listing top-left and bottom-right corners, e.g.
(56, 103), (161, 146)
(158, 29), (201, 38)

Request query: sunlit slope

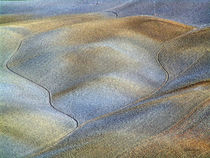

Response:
(0, 14), (36, 24)
(1, 13), (106, 32)
(7, 16), (194, 123)
(33, 27), (210, 158)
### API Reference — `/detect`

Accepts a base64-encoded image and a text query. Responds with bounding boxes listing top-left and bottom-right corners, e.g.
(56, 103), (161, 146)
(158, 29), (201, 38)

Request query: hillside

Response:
(0, 3), (210, 157)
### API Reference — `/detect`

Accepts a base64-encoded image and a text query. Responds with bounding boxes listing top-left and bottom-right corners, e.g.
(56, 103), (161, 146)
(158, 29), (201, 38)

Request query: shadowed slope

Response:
(1, 0), (209, 26)
(158, 27), (210, 94)
(108, 0), (210, 26)
(0, 0), (128, 16)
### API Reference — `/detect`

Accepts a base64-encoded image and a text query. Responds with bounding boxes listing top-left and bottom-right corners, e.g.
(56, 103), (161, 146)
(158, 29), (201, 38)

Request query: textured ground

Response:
(1, 0), (209, 26)
(0, 1), (210, 158)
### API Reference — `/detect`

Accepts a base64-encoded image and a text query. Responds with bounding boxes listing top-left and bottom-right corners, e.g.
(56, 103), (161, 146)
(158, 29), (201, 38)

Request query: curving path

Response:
(0, 27), (78, 157)
(5, 39), (79, 128)
(3, 14), (209, 158)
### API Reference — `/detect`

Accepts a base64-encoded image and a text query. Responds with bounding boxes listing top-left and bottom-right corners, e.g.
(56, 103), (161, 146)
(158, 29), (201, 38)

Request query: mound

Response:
(2, 13), (209, 157)
(31, 26), (210, 158)
(7, 15), (194, 123)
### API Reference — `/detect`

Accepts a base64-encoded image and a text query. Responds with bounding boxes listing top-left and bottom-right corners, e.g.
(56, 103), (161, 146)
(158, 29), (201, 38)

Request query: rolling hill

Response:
(0, 2), (210, 157)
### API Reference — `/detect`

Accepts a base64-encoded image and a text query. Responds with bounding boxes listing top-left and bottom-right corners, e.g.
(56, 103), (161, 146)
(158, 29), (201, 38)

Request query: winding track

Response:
(105, 11), (119, 17)
(5, 37), (79, 128)
(5, 23), (200, 157)
(27, 33), (173, 158)
(31, 27), (205, 156)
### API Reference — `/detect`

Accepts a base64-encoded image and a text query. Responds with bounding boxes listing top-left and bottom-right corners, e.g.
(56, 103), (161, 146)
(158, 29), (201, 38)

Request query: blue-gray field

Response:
(0, 0), (210, 158)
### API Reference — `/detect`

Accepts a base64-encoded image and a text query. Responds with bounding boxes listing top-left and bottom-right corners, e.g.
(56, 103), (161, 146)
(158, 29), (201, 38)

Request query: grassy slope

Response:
(0, 15), (97, 157)
(2, 13), (209, 157)
(35, 27), (210, 158)
(7, 15), (194, 123)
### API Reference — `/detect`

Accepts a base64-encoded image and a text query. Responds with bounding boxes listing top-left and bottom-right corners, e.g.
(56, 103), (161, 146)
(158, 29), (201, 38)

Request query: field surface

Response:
(0, 0), (210, 157)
